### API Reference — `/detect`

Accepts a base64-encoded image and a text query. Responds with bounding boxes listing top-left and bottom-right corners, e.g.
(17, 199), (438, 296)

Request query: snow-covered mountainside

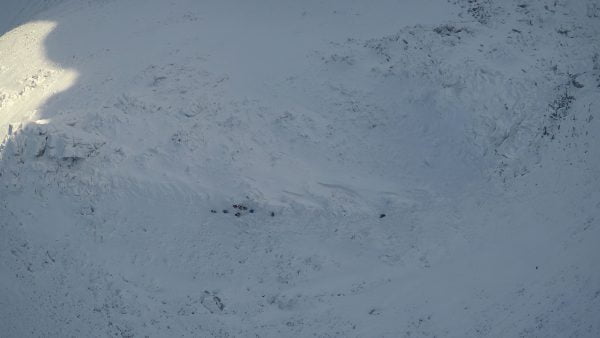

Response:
(1, 0), (599, 336)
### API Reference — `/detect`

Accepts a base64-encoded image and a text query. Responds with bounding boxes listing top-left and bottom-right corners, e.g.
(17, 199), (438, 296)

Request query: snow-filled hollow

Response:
(1, 0), (599, 337)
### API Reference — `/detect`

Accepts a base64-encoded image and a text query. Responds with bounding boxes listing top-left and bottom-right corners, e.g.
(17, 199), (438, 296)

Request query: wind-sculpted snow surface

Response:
(1, 0), (599, 337)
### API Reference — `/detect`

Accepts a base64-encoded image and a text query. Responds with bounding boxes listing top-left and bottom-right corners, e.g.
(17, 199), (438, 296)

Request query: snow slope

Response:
(1, 0), (599, 336)
(0, 0), (66, 37)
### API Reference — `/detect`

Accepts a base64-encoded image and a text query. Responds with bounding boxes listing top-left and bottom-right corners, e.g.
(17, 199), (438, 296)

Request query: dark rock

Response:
(201, 291), (225, 313)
